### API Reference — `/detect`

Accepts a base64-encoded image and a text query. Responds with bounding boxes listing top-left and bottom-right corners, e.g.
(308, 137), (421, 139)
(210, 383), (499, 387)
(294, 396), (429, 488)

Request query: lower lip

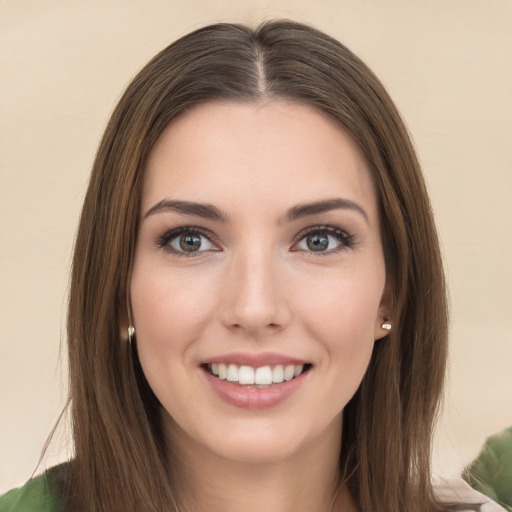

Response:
(203, 369), (308, 409)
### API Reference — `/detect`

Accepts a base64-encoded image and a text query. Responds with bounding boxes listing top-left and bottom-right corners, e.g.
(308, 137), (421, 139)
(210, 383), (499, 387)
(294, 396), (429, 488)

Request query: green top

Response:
(0, 465), (66, 512)
(464, 426), (512, 512)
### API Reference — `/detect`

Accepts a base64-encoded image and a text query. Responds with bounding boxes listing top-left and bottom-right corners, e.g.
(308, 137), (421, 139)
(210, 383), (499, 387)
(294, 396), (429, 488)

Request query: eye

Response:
(156, 227), (218, 256)
(293, 226), (355, 254)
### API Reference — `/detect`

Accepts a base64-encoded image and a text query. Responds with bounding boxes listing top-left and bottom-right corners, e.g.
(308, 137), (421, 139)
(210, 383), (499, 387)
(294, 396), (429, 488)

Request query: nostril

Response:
(227, 322), (283, 332)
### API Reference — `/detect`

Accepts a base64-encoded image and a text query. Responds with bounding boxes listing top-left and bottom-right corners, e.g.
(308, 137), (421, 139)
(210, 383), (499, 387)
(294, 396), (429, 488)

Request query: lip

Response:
(201, 362), (310, 410)
(202, 351), (309, 367)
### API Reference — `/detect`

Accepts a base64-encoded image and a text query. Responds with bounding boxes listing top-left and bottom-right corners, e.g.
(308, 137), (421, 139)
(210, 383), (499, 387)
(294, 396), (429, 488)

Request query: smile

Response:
(205, 363), (312, 387)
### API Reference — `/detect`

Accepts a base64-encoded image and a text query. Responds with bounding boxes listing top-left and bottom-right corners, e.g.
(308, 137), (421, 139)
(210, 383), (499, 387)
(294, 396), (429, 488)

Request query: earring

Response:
(128, 326), (135, 343)
(381, 322), (392, 331)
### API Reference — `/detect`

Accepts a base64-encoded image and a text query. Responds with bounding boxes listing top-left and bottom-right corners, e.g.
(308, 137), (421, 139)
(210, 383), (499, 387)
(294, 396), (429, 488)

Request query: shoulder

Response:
(0, 464), (68, 512)
(434, 477), (508, 512)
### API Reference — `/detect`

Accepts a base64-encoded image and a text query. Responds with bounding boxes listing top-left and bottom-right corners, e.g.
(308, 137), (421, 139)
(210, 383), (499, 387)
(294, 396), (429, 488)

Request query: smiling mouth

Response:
(203, 363), (312, 387)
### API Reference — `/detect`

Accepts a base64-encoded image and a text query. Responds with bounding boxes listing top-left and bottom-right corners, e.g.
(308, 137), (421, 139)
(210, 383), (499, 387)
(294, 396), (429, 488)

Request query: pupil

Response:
(179, 234), (201, 252)
(307, 234), (328, 251)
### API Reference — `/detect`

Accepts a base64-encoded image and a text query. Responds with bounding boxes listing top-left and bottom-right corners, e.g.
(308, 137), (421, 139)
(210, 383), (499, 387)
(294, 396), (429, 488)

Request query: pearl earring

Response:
(128, 326), (135, 343)
(381, 322), (392, 331)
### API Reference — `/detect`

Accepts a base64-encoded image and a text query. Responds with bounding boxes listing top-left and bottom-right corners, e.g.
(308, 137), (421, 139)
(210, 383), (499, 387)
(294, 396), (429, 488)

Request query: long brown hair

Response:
(65, 20), (451, 511)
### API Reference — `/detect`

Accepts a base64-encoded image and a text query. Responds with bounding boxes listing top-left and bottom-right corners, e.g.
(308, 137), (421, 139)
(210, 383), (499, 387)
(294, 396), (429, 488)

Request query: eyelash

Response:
(155, 225), (356, 257)
(293, 225), (356, 255)
(155, 227), (219, 257)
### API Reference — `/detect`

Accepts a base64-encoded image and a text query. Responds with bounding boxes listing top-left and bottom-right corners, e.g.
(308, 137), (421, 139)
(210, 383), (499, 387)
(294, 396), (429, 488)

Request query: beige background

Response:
(1, 0), (511, 490)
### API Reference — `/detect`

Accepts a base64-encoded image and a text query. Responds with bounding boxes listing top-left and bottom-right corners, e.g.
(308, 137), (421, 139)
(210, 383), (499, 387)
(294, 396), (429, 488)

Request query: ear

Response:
(374, 281), (393, 340)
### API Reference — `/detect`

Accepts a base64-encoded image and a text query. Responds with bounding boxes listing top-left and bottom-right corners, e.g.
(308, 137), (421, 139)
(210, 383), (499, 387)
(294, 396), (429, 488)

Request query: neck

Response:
(167, 416), (358, 512)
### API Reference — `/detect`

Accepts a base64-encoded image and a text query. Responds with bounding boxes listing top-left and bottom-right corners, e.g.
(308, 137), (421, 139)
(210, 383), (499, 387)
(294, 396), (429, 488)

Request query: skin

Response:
(131, 100), (391, 512)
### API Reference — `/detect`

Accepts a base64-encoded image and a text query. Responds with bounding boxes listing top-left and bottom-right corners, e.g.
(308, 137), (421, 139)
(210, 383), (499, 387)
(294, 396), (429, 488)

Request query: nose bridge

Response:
(220, 241), (289, 334)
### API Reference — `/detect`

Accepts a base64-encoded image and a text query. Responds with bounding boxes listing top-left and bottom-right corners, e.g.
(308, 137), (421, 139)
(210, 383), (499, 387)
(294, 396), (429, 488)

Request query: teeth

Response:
(255, 366), (273, 385)
(272, 365), (284, 383)
(284, 365), (295, 381)
(238, 366), (255, 385)
(226, 364), (238, 382)
(208, 363), (306, 386)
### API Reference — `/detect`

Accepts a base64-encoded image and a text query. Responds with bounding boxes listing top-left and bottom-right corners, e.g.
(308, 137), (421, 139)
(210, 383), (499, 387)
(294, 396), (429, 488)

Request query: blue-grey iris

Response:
(180, 234), (202, 252)
(307, 233), (329, 251)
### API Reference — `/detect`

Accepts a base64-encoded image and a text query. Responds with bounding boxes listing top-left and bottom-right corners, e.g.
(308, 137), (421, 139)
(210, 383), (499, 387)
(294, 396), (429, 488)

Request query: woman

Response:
(0, 20), (503, 512)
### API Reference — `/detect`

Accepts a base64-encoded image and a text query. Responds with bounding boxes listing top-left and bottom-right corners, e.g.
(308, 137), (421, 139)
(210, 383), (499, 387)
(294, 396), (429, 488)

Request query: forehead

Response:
(143, 100), (378, 221)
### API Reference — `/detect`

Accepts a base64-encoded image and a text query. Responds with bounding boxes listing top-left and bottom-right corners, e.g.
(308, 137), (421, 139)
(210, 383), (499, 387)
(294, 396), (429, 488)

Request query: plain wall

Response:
(1, 0), (511, 490)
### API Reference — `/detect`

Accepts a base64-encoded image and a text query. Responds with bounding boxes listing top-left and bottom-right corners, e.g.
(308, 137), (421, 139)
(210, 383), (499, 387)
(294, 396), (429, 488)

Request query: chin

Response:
(166, 410), (343, 467)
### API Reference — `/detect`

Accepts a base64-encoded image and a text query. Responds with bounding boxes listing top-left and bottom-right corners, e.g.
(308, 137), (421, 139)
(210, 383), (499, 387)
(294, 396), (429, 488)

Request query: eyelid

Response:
(155, 226), (221, 256)
(291, 224), (356, 253)
(154, 224), (355, 256)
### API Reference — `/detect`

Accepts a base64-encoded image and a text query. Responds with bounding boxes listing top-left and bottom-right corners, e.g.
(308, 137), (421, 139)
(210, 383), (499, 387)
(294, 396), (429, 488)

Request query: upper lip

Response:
(202, 352), (310, 367)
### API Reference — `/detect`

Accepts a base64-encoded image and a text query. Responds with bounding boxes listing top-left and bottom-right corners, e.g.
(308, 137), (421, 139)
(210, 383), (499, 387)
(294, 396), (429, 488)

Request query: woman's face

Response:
(131, 100), (390, 464)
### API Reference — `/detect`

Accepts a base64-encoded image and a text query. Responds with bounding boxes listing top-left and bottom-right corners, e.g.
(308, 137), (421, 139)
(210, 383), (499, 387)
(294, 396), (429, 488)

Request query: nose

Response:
(219, 248), (291, 336)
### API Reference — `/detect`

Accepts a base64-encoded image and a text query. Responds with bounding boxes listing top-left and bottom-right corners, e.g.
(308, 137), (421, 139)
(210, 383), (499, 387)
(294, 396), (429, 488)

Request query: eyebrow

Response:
(144, 199), (229, 222)
(280, 198), (369, 224)
(144, 197), (369, 224)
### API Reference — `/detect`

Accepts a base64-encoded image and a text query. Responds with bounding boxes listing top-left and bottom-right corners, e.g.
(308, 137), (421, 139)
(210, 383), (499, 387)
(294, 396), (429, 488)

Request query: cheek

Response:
(311, 281), (380, 412)
(304, 271), (382, 327)
(132, 265), (213, 337)
(298, 270), (383, 366)
(130, 265), (218, 381)
(129, 265), (220, 417)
